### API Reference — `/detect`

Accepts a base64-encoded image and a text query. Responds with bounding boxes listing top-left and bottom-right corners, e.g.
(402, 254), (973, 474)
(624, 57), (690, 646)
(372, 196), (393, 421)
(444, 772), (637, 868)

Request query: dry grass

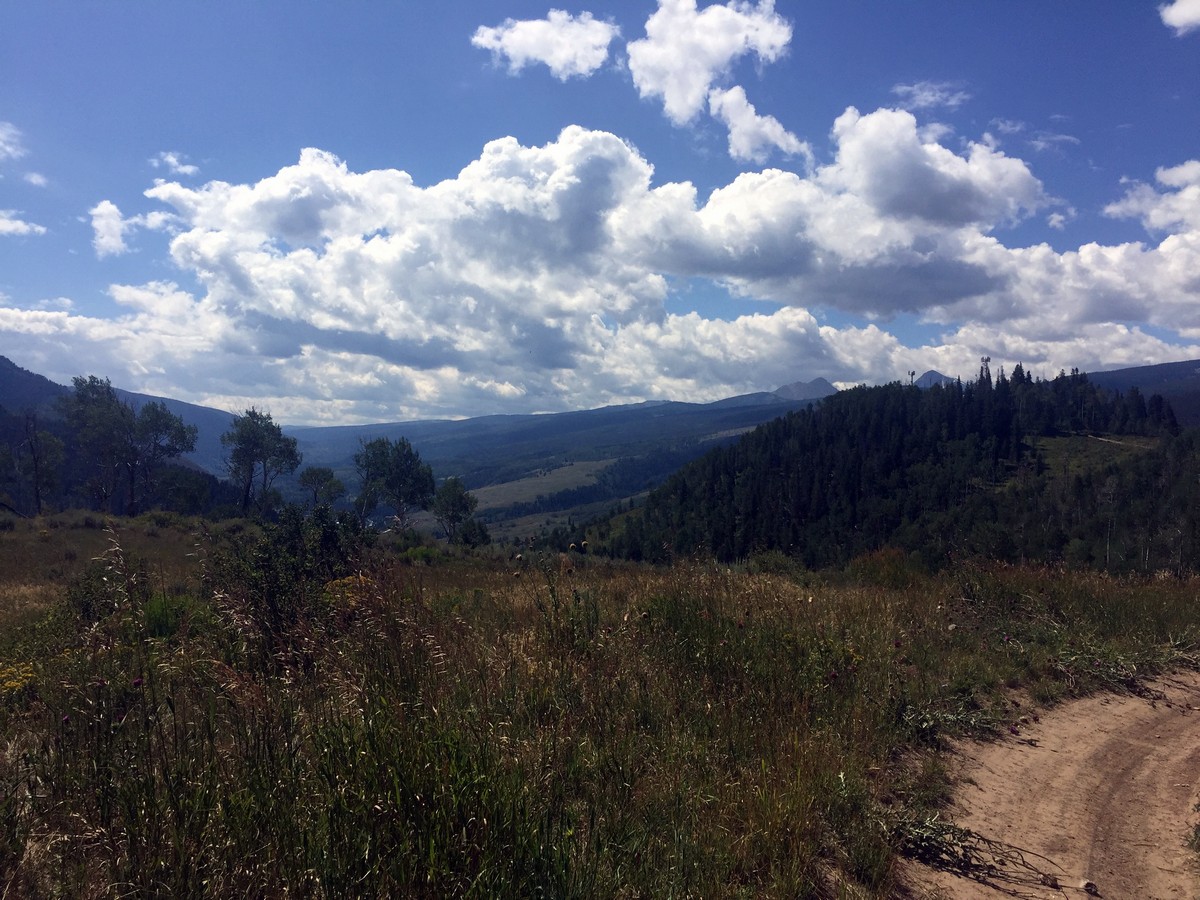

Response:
(0, 584), (58, 633)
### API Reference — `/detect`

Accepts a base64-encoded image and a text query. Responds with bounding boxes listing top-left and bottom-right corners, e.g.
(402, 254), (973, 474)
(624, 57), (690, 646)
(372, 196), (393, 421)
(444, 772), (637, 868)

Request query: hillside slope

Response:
(1088, 358), (1200, 426)
(288, 394), (818, 487)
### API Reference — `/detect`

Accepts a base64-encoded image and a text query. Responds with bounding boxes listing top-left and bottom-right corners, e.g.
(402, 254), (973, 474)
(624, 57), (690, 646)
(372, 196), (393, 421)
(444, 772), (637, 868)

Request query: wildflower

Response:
(132, 677), (144, 689)
(61, 714), (70, 725)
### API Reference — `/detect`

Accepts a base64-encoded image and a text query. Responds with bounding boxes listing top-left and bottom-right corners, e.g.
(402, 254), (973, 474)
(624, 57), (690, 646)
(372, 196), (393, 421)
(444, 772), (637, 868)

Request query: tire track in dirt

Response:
(904, 671), (1200, 899)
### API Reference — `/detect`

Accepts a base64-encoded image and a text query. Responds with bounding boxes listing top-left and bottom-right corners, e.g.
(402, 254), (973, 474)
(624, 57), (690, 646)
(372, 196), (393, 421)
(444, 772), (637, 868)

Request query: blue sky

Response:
(2, 1), (1199, 424)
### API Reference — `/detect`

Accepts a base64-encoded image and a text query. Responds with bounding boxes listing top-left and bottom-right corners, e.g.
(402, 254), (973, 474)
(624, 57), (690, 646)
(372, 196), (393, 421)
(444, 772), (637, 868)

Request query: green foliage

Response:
(58, 376), (197, 517)
(204, 505), (371, 662)
(13, 413), (63, 516)
(432, 475), (479, 543)
(131, 399), (198, 505)
(456, 515), (490, 548)
(61, 375), (128, 510)
(221, 407), (301, 516)
(297, 464), (345, 506)
(353, 436), (434, 527)
(399, 545), (444, 566)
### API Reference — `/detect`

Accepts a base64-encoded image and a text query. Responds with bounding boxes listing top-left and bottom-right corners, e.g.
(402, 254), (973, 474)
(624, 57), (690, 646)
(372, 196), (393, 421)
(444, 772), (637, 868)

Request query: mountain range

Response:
(3, 355), (1197, 532)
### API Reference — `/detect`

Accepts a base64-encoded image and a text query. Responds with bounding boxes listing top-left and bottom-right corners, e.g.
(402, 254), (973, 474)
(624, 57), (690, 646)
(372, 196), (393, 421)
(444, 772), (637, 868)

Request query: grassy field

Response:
(470, 460), (615, 512)
(1032, 432), (1159, 482)
(0, 513), (1198, 897)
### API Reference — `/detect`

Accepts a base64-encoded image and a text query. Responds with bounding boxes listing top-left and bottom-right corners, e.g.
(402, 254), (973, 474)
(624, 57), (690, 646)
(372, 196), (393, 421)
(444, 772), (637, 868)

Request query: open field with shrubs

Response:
(1, 511), (1198, 896)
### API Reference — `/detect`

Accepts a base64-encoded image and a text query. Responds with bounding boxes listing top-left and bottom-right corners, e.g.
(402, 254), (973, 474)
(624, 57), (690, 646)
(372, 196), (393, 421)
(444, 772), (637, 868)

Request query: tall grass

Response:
(0, 523), (1197, 897)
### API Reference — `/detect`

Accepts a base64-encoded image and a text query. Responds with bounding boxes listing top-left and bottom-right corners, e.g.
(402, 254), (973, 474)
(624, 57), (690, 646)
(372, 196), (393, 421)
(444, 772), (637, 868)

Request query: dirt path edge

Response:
(900, 670), (1200, 899)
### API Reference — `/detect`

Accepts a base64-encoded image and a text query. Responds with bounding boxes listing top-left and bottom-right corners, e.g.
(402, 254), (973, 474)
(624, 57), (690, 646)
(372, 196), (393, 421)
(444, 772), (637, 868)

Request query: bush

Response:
(204, 505), (372, 663)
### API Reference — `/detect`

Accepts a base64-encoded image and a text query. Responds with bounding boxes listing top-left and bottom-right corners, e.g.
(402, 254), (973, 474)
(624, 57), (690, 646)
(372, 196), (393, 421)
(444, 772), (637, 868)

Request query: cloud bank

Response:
(2, 103), (1197, 423)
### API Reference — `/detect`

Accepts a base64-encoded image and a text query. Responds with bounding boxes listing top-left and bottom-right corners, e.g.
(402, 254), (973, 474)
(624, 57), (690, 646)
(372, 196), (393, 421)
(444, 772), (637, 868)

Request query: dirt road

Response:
(904, 671), (1200, 899)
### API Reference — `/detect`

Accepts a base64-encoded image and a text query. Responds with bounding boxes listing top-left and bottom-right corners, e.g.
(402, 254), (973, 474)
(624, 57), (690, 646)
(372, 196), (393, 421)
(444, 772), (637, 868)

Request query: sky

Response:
(1, 1), (1200, 425)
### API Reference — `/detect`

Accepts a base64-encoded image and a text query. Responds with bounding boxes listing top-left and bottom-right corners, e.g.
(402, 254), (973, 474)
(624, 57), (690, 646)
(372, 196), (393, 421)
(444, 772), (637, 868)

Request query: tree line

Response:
(0, 375), (487, 544)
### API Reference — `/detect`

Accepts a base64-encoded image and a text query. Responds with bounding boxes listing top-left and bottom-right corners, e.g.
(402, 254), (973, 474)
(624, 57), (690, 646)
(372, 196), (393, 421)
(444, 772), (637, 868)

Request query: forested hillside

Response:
(605, 366), (1193, 573)
(0, 376), (239, 518)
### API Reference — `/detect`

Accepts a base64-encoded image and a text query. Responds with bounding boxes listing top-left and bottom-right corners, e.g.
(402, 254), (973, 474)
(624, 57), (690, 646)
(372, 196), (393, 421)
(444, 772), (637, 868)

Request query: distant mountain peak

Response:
(915, 370), (955, 388)
(773, 378), (837, 402)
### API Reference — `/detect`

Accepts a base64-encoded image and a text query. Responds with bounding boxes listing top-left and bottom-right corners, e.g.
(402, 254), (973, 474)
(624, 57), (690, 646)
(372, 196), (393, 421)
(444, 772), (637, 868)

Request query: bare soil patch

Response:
(903, 671), (1200, 899)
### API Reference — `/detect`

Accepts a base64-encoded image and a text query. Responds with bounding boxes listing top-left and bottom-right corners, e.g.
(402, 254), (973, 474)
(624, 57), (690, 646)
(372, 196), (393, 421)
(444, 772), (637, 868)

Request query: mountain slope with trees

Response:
(604, 366), (1190, 572)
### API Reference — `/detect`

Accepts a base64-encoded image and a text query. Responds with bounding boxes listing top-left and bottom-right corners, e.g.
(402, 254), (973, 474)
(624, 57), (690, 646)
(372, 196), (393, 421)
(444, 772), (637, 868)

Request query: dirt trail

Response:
(904, 671), (1200, 899)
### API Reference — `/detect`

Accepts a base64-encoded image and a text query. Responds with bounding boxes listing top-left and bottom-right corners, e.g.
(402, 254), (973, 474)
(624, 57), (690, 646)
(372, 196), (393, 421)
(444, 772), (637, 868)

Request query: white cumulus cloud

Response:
(472, 9), (619, 80)
(1161, 0), (1200, 35)
(820, 107), (1047, 230)
(708, 86), (809, 163)
(151, 151), (199, 176)
(627, 0), (792, 124)
(89, 199), (177, 257)
(89, 200), (130, 257)
(0, 211), (47, 237)
(1105, 160), (1200, 232)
